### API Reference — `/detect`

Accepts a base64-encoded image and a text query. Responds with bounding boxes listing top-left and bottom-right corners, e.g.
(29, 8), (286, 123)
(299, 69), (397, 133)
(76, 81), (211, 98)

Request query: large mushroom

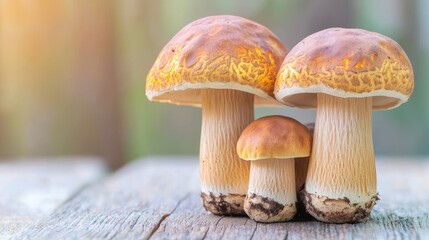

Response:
(274, 28), (414, 223)
(146, 15), (286, 215)
(237, 116), (311, 222)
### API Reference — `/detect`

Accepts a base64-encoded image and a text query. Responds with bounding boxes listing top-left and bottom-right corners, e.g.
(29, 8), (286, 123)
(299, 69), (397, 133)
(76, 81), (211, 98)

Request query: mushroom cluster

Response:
(146, 16), (414, 224)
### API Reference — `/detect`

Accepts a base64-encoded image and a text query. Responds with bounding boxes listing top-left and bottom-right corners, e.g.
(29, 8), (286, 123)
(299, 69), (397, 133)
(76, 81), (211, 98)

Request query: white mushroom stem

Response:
(248, 158), (296, 203)
(244, 158), (297, 222)
(305, 93), (377, 205)
(200, 89), (253, 214)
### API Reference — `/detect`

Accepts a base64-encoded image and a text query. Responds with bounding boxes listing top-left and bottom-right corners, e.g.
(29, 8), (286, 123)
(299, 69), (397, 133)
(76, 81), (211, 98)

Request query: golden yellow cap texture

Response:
(275, 28), (414, 110)
(146, 15), (287, 106)
(237, 116), (311, 160)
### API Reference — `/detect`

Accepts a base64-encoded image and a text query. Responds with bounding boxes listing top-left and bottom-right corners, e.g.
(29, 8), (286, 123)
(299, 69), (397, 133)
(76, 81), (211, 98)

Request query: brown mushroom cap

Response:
(146, 15), (287, 106)
(275, 28), (414, 110)
(237, 115), (311, 160)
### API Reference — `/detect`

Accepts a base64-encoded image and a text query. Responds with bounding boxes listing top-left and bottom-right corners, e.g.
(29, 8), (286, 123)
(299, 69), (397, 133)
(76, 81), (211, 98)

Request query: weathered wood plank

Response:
(153, 158), (429, 240)
(18, 157), (429, 239)
(17, 157), (199, 240)
(0, 157), (107, 239)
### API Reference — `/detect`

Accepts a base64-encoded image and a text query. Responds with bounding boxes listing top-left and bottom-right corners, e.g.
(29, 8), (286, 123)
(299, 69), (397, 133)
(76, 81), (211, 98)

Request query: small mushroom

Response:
(275, 28), (414, 223)
(146, 16), (286, 215)
(294, 123), (314, 218)
(237, 116), (311, 222)
(295, 122), (314, 193)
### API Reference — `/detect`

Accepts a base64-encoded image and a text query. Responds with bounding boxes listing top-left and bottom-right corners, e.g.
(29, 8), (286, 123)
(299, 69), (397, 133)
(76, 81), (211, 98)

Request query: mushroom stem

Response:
(295, 123), (314, 193)
(245, 158), (297, 222)
(295, 156), (309, 193)
(303, 93), (377, 223)
(200, 89), (253, 215)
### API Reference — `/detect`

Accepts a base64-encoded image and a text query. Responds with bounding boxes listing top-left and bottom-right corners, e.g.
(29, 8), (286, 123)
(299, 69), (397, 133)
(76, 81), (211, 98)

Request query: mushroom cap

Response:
(146, 15), (287, 106)
(237, 115), (311, 160)
(275, 28), (414, 110)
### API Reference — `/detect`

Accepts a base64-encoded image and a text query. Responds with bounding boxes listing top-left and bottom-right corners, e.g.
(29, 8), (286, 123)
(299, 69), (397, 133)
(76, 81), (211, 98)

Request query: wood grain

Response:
(0, 157), (107, 239)
(17, 157), (199, 239)
(18, 157), (429, 239)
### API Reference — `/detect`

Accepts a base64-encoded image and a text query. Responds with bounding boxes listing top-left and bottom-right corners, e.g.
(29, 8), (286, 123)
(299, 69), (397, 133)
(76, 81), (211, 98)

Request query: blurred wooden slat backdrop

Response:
(0, 0), (124, 169)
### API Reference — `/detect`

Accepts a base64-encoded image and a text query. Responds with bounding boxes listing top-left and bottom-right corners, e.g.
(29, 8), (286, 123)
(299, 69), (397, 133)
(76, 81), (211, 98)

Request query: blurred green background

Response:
(0, 0), (427, 169)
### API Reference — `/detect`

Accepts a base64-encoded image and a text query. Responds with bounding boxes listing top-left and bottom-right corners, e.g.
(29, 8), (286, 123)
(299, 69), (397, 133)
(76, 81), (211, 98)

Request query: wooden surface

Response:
(11, 156), (429, 240)
(0, 157), (107, 239)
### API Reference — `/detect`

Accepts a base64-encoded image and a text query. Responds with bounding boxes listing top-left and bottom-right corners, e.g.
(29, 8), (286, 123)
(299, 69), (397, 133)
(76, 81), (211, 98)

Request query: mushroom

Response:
(274, 28), (414, 223)
(294, 123), (314, 218)
(295, 122), (314, 193)
(146, 15), (286, 215)
(236, 116), (311, 222)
